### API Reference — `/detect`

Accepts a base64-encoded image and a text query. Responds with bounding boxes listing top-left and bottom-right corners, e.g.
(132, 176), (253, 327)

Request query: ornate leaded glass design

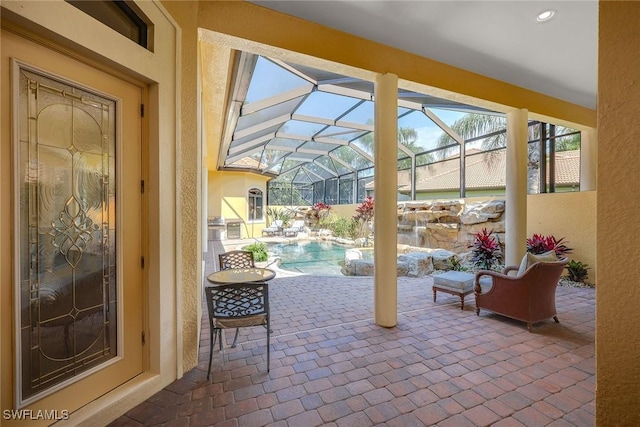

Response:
(16, 66), (117, 401)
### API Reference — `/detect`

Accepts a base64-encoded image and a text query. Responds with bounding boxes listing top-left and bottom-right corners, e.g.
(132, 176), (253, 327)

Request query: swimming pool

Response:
(269, 240), (351, 275)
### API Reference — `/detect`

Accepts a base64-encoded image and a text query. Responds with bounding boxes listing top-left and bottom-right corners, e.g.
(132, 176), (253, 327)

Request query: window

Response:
(67, 0), (149, 48)
(248, 188), (263, 221)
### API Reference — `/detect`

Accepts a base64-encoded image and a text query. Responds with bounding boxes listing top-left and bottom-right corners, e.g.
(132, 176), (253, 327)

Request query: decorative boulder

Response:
(460, 200), (505, 225)
(430, 249), (458, 270)
(398, 252), (434, 277)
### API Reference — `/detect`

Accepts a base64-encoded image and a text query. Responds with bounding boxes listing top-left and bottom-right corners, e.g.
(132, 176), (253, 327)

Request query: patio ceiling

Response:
(218, 52), (498, 185)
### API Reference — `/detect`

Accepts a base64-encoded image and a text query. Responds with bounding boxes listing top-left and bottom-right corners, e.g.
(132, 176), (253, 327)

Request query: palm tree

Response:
(435, 114), (579, 194)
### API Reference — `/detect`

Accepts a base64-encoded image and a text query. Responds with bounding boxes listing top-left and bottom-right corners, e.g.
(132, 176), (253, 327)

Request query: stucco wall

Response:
(161, 0), (202, 379)
(208, 170), (270, 238)
(597, 2), (640, 424)
(527, 191), (596, 279)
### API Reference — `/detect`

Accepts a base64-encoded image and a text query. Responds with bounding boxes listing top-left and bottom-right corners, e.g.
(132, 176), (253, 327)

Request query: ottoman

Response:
(433, 271), (475, 310)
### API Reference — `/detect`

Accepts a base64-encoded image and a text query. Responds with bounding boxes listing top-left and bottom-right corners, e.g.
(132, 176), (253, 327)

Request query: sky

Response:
(245, 56), (468, 152)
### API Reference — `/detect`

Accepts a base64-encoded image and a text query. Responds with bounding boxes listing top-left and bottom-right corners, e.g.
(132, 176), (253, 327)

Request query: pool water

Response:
(269, 241), (349, 275)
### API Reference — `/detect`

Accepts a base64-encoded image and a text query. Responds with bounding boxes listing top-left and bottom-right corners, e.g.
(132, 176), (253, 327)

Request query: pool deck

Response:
(110, 238), (595, 426)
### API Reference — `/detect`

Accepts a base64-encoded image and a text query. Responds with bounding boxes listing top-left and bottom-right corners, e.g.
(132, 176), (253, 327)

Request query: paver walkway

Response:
(110, 241), (595, 426)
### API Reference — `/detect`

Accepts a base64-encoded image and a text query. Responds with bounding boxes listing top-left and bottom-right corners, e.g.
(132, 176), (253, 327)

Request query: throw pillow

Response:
(517, 250), (557, 276)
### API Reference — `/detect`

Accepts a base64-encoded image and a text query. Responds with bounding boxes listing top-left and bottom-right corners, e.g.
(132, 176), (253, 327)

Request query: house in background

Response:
(0, 1), (638, 425)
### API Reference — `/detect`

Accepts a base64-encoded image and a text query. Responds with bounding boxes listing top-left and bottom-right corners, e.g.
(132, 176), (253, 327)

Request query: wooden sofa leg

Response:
(527, 323), (532, 332)
(475, 307), (480, 316)
(553, 316), (559, 323)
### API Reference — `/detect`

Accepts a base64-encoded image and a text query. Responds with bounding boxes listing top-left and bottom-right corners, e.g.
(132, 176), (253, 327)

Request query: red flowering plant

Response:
(470, 228), (503, 271)
(307, 202), (332, 227)
(353, 196), (374, 223)
(526, 234), (572, 257)
(353, 196), (374, 240)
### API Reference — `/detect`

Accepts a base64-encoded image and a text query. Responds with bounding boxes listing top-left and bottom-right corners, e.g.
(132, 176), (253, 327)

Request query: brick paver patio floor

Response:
(110, 241), (595, 426)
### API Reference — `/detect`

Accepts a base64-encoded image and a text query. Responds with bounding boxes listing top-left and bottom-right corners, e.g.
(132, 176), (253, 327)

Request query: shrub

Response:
(266, 207), (292, 227)
(306, 202), (331, 227)
(331, 216), (358, 239)
(244, 242), (268, 262)
(353, 196), (374, 239)
(566, 260), (590, 283)
(470, 228), (503, 270)
(526, 233), (572, 257)
(449, 256), (468, 271)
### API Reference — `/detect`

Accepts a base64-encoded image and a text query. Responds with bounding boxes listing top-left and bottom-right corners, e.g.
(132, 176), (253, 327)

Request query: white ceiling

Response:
(252, 0), (598, 110)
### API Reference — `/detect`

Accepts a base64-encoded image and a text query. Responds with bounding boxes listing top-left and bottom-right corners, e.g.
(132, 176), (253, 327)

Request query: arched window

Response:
(248, 188), (263, 221)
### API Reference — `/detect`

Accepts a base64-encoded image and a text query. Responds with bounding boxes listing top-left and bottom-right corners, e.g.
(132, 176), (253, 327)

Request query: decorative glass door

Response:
(17, 65), (120, 402)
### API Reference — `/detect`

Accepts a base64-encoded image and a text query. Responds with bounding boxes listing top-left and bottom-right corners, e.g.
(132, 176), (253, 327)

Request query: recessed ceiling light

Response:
(536, 9), (556, 22)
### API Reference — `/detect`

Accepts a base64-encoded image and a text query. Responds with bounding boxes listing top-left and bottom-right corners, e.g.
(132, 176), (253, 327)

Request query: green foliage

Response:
(566, 260), (590, 283)
(244, 242), (268, 262)
(266, 207), (292, 227)
(449, 256), (468, 271)
(331, 217), (358, 239)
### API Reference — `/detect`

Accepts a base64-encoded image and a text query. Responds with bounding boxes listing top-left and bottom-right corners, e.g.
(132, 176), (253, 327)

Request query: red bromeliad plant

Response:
(307, 202), (332, 224)
(353, 196), (374, 223)
(353, 196), (374, 240)
(526, 234), (572, 257)
(470, 228), (503, 270)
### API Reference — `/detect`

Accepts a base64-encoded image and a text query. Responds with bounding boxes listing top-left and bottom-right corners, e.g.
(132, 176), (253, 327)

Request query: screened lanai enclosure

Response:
(218, 53), (582, 206)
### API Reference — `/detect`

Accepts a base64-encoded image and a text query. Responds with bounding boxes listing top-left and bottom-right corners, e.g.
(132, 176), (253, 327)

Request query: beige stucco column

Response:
(580, 128), (597, 191)
(505, 109), (528, 266)
(374, 73), (398, 327)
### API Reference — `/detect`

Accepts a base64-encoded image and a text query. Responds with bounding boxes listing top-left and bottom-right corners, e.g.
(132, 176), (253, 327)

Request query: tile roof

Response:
(373, 149), (580, 192)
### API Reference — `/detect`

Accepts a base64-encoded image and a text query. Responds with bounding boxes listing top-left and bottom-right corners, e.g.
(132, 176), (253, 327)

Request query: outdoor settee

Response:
(283, 220), (305, 237)
(474, 254), (568, 332)
(261, 219), (283, 236)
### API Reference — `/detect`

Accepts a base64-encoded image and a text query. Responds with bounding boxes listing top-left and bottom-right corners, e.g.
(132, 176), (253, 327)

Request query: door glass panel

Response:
(17, 67), (117, 401)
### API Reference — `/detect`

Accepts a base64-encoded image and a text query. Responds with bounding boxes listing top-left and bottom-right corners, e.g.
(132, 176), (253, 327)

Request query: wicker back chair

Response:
(474, 258), (568, 332)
